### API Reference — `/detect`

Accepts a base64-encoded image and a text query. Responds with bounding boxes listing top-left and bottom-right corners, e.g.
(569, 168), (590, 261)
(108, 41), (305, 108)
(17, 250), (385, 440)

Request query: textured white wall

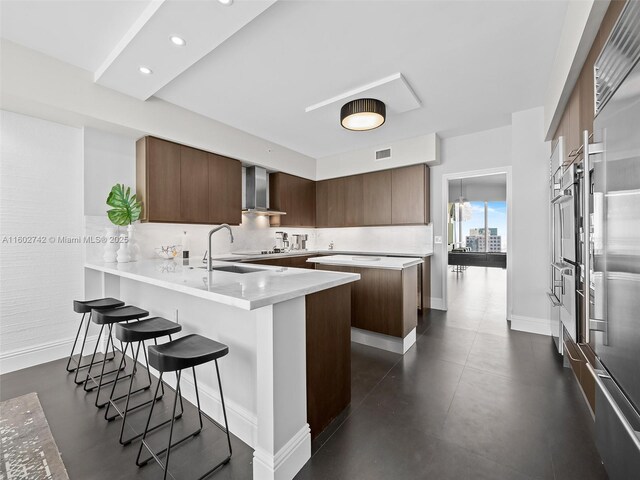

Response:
(0, 110), (84, 370)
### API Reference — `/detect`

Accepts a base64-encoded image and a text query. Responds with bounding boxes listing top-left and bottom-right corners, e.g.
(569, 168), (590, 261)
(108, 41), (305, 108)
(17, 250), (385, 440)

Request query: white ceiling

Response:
(0, 0), (154, 72)
(0, 0), (569, 160)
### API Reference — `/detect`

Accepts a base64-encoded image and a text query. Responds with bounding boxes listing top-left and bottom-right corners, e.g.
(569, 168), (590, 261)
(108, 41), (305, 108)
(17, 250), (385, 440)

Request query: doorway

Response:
(441, 168), (512, 321)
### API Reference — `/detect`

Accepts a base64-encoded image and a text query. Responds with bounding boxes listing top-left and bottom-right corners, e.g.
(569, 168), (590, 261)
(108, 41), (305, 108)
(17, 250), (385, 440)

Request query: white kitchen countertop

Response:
(85, 259), (360, 311)
(307, 254), (423, 270)
(208, 249), (433, 262)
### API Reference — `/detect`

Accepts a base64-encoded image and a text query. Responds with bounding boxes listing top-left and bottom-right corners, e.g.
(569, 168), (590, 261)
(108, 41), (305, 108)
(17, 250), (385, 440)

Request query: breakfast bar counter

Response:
(85, 258), (359, 480)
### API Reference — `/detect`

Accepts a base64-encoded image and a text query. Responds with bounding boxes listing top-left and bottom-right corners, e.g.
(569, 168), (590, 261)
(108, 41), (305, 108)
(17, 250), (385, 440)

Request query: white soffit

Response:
(95, 0), (277, 100)
(304, 73), (421, 114)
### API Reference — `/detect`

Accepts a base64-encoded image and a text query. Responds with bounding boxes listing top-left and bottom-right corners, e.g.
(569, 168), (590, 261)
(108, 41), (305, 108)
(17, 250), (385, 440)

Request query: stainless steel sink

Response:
(196, 265), (267, 274)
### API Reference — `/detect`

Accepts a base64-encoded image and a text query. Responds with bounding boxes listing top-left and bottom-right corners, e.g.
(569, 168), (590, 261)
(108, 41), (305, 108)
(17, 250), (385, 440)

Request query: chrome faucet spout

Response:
(207, 224), (234, 272)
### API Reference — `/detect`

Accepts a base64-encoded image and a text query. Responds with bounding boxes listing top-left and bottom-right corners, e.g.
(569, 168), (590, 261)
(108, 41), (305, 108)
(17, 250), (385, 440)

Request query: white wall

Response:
(315, 225), (432, 255)
(510, 107), (551, 333)
(316, 132), (439, 180)
(0, 111), (85, 373)
(447, 176), (507, 203)
(84, 127), (136, 216)
(431, 125), (513, 307)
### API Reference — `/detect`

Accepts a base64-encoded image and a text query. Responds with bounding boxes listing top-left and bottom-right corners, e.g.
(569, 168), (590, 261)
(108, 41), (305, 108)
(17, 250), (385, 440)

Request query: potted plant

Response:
(106, 184), (142, 263)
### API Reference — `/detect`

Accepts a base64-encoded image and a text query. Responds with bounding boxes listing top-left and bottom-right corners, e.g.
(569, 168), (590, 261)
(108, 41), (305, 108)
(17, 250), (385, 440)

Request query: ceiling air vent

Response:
(375, 148), (392, 161)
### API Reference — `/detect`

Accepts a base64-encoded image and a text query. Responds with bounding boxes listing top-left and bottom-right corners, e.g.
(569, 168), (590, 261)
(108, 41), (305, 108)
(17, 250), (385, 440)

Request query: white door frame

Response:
(441, 166), (513, 320)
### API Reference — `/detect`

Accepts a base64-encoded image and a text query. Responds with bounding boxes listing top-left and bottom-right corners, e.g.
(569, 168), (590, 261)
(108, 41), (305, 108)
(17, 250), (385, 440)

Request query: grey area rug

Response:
(0, 392), (69, 480)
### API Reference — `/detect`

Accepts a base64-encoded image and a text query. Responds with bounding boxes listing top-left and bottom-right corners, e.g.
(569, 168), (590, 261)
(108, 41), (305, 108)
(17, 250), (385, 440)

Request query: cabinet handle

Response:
(563, 340), (583, 363)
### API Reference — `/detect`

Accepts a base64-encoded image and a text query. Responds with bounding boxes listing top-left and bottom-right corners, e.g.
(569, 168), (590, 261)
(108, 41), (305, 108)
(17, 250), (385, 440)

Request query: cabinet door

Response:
(327, 178), (346, 227)
(316, 180), (329, 227)
(146, 137), (181, 222)
(363, 170), (392, 225)
(344, 175), (363, 226)
(392, 164), (429, 224)
(208, 153), (241, 225)
(269, 173), (316, 227)
(180, 146), (209, 223)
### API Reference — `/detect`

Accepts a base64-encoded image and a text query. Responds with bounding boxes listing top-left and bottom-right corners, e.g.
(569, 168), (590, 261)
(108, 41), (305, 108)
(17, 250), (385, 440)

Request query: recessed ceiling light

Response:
(170, 35), (186, 46)
(138, 66), (153, 75)
(218, 0), (233, 5)
(340, 98), (386, 131)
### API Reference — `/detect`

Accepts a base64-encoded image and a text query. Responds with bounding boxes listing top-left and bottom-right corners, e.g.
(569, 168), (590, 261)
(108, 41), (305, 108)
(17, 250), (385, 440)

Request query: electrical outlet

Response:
(434, 236), (443, 244)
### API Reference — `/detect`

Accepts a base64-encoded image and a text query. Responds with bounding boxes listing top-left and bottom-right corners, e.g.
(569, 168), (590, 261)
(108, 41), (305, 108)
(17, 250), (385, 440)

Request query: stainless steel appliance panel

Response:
(593, 58), (640, 413)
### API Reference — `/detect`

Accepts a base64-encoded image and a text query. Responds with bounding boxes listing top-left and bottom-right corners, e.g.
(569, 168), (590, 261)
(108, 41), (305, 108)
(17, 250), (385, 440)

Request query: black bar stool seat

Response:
(93, 305), (149, 324)
(148, 334), (229, 372)
(116, 317), (182, 343)
(73, 297), (124, 314)
(67, 298), (124, 378)
(137, 334), (232, 480)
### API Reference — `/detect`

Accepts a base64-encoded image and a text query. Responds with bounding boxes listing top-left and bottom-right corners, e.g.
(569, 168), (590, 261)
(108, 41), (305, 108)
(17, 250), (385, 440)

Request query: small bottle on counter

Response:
(182, 231), (189, 259)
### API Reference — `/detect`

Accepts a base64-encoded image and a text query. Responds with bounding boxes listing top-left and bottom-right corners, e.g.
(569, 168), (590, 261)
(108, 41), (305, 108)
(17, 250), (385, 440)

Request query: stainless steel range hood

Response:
(242, 166), (286, 216)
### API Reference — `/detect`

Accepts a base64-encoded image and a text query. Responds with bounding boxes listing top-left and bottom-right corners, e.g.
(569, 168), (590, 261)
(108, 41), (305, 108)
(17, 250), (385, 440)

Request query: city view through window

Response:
(454, 201), (507, 253)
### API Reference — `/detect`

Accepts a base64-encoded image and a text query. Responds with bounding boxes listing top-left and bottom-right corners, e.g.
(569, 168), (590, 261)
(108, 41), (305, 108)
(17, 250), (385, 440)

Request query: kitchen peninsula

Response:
(84, 258), (359, 480)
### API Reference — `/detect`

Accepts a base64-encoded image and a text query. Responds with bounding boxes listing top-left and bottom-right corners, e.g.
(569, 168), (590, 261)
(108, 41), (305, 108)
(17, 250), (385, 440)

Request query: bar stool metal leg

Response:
(67, 312), (116, 380)
(82, 324), (127, 392)
(136, 365), (232, 479)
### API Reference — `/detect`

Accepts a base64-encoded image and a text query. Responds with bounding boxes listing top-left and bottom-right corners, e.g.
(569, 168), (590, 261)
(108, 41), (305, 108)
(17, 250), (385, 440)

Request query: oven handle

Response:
(587, 363), (640, 452)
(547, 291), (561, 307)
(551, 190), (573, 204)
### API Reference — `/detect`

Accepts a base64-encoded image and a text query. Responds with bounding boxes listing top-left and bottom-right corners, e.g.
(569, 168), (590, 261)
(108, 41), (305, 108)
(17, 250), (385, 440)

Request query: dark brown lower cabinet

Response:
(317, 264), (418, 338)
(563, 330), (596, 412)
(305, 284), (351, 438)
(242, 255), (350, 438)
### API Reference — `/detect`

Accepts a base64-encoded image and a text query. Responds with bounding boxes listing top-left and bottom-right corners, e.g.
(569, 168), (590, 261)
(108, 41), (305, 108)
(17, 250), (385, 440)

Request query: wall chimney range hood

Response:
(243, 166), (286, 216)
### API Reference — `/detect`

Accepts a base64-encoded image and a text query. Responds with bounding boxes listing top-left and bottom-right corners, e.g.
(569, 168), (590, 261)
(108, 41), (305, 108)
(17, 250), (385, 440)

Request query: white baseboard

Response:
(0, 334), (100, 375)
(429, 297), (446, 310)
(510, 315), (551, 336)
(253, 424), (311, 480)
(351, 327), (416, 354)
(159, 368), (258, 450)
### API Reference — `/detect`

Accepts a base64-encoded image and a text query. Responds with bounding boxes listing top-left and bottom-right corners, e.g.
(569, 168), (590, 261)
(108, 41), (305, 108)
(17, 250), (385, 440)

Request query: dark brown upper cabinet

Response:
(269, 172), (316, 227)
(391, 164), (430, 225)
(344, 174), (364, 227)
(327, 177), (346, 227)
(209, 153), (242, 225)
(363, 170), (392, 226)
(137, 137), (181, 222)
(315, 180), (329, 227)
(180, 146), (209, 223)
(136, 136), (242, 225)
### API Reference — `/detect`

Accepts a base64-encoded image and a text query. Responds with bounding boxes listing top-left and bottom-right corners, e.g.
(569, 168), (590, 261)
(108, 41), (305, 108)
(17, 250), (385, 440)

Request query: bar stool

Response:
(104, 317), (183, 446)
(136, 334), (232, 480)
(67, 298), (124, 384)
(83, 305), (149, 408)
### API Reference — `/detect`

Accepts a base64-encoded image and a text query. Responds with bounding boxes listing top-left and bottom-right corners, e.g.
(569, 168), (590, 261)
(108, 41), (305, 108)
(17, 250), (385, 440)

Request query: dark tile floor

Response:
(297, 267), (608, 480)
(0, 267), (606, 480)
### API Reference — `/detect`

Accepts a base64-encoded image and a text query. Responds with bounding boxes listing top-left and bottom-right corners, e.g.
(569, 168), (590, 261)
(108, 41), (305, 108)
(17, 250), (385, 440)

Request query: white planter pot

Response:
(127, 224), (141, 262)
(103, 227), (118, 263)
(116, 234), (130, 263)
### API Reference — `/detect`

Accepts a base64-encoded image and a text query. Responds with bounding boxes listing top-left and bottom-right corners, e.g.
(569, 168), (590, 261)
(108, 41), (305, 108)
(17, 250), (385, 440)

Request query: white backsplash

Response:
(316, 225), (433, 254)
(85, 215), (433, 262)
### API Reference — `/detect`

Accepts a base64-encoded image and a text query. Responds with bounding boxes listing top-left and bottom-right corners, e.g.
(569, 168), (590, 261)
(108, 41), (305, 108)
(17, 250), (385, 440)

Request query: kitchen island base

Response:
(351, 326), (417, 354)
(85, 261), (359, 480)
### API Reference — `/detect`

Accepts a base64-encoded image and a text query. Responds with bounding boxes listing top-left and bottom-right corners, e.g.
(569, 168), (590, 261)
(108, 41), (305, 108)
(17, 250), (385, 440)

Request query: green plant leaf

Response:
(105, 183), (142, 226)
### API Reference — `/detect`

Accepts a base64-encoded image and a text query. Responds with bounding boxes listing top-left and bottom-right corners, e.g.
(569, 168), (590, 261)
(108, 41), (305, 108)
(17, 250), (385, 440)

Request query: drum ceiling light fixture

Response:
(340, 98), (386, 131)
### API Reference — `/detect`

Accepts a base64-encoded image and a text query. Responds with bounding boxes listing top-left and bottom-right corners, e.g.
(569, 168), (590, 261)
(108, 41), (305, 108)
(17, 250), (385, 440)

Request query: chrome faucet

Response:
(207, 224), (234, 271)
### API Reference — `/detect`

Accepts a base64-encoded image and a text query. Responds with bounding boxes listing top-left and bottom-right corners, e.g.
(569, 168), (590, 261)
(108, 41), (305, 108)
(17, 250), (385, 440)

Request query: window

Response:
(450, 200), (507, 253)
